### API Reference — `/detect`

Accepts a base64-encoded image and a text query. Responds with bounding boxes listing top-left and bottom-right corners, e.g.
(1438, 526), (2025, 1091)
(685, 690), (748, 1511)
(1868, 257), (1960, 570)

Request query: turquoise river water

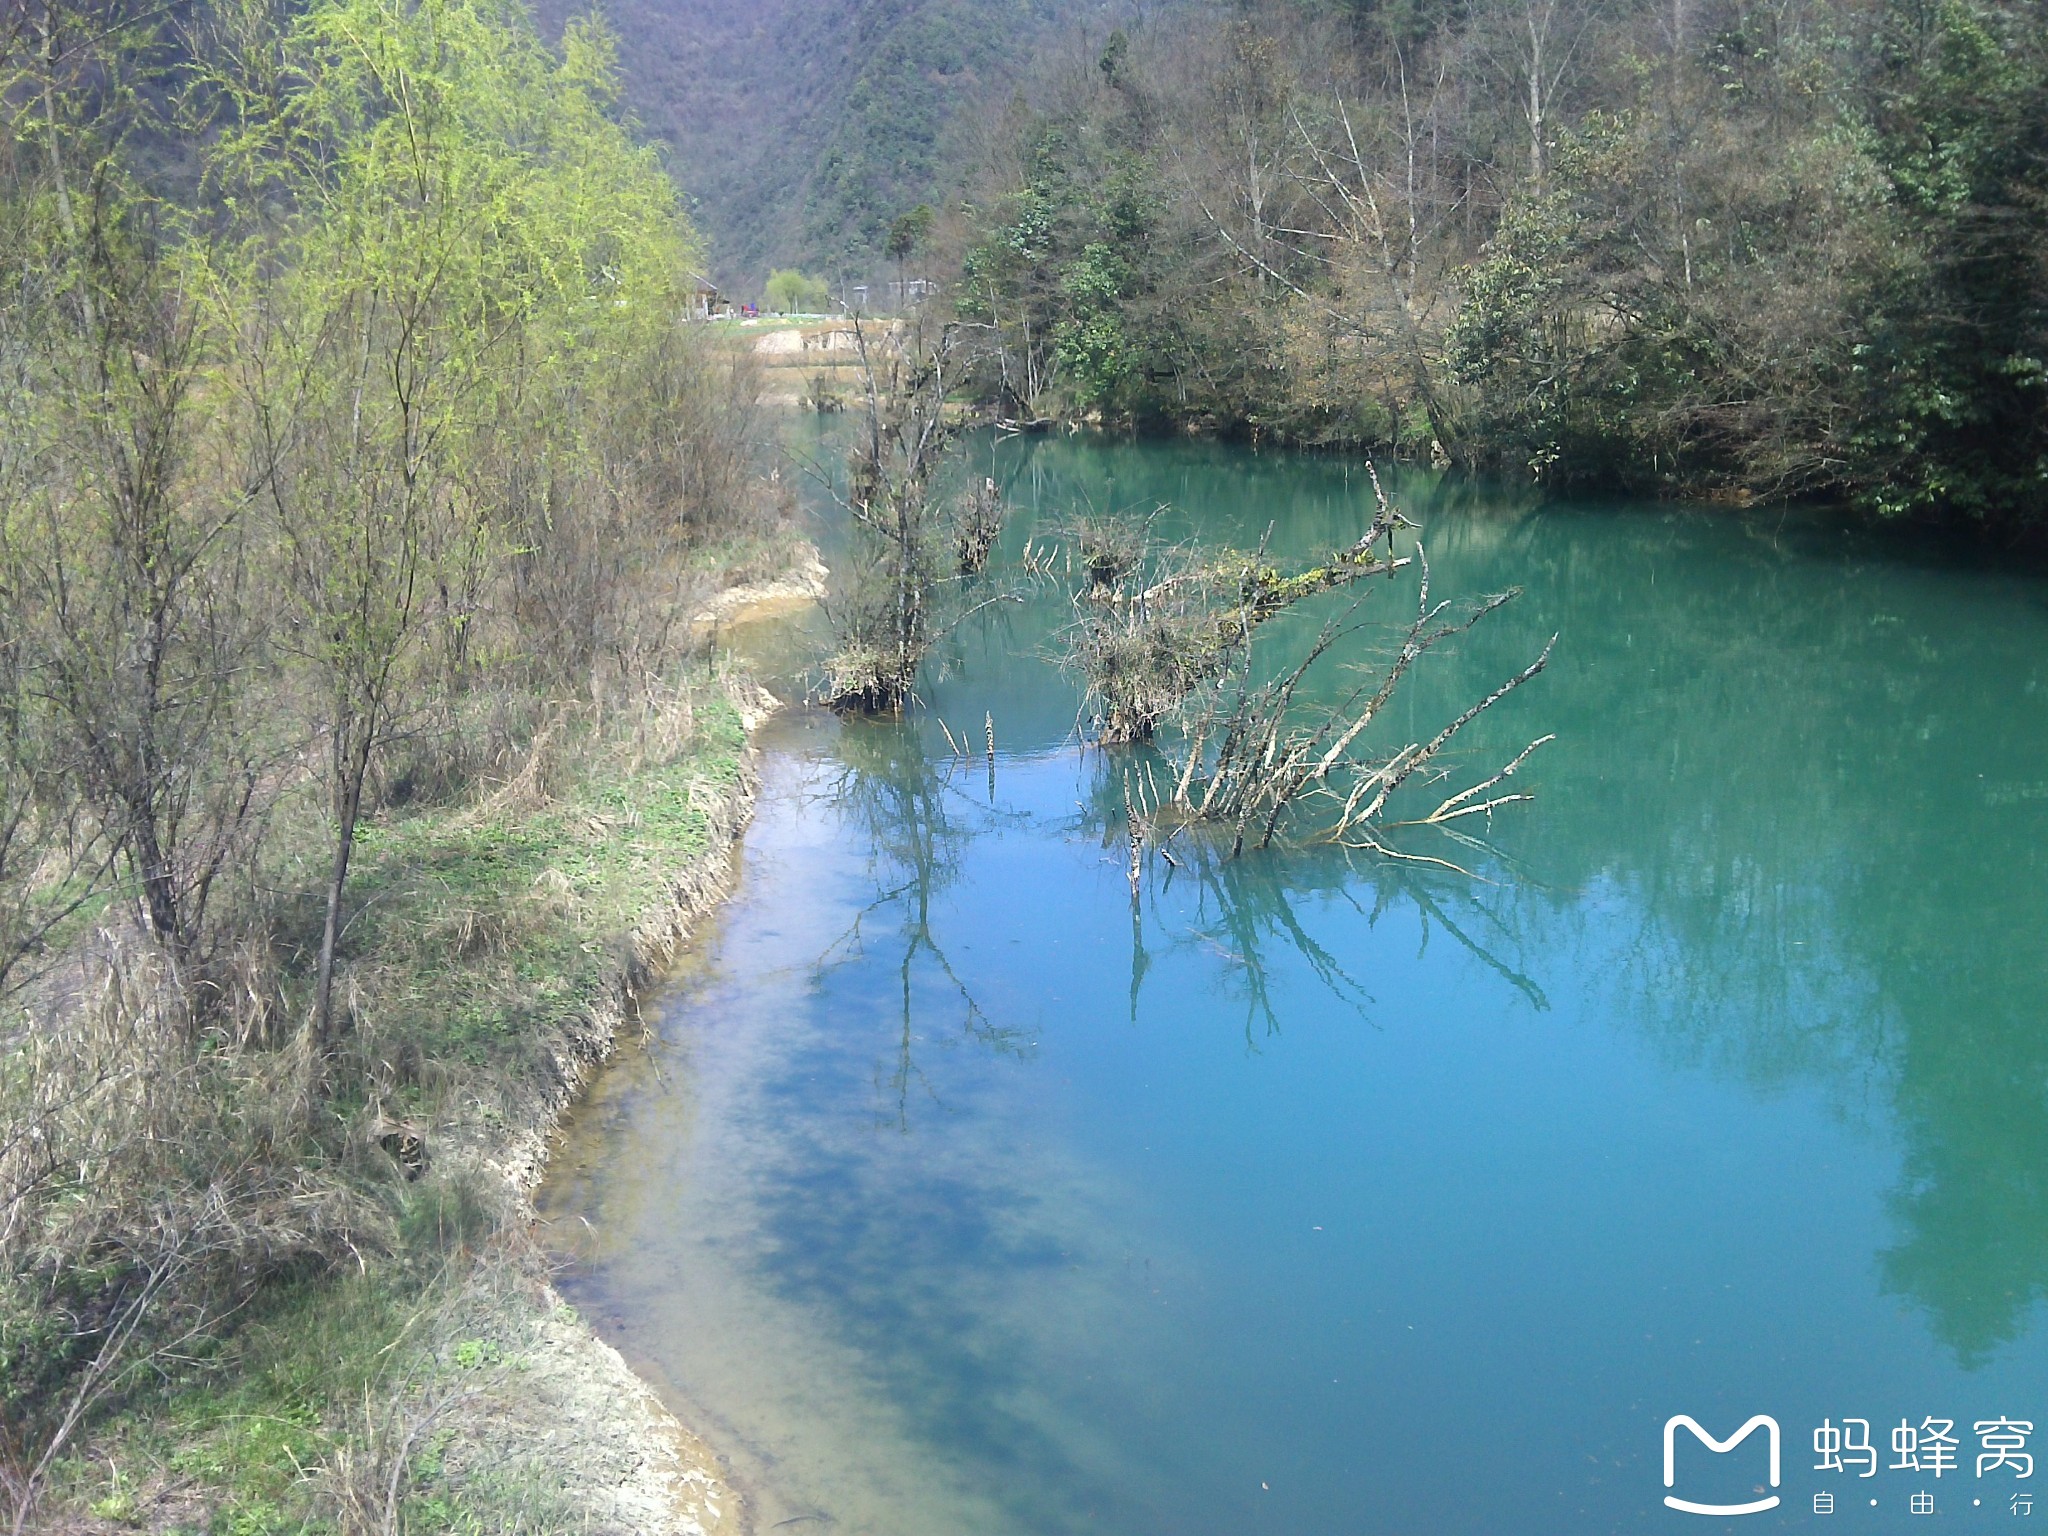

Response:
(538, 434), (2048, 1534)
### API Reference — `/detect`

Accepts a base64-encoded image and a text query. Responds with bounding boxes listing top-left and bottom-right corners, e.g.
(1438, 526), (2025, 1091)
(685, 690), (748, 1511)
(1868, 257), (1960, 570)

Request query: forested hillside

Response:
(937, 0), (2048, 522)
(530, 0), (1107, 287)
(506, 0), (2048, 519)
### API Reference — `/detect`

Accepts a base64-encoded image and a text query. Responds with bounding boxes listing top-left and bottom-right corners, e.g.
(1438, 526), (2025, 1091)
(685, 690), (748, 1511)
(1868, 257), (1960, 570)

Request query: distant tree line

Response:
(936, 0), (2048, 524)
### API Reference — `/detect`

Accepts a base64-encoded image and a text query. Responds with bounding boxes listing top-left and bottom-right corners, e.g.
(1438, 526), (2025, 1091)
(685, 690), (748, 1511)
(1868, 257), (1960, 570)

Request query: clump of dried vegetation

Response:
(956, 476), (1006, 575)
(1071, 509), (1153, 591)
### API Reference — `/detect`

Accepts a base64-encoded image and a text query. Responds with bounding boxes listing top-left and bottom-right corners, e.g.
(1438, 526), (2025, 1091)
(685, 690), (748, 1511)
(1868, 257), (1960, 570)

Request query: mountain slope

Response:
(532, 0), (1116, 290)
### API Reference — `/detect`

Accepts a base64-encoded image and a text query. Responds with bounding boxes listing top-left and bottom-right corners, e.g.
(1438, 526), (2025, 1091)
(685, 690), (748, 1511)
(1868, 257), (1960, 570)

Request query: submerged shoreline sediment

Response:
(501, 568), (827, 1536)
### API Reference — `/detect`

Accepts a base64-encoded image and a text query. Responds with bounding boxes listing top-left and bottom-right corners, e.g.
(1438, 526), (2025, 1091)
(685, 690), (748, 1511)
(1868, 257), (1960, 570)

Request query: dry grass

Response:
(0, 671), (759, 1536)
(1, 931), (381, 1531)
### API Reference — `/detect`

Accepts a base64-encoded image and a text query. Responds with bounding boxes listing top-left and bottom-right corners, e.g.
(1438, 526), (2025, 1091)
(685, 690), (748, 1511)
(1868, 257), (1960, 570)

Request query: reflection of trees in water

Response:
(1160, 846), (1377, 1043)
(1479, 507), (2048, 1369)
(1863, 858), (2048, 1367)
(1584, 812), (2048, 1368)
(814, 719), (1030, 1130)
(822, 440), (2048, 1366)
(1023, 444), (2048, 1366)
(759, 720), (1128, 1534)
(1054, 440), (2048, 1371)
(783, 714), (1559, 1530)
(991, 436), (1549, 567)
(1158, 843), (1551, 1044)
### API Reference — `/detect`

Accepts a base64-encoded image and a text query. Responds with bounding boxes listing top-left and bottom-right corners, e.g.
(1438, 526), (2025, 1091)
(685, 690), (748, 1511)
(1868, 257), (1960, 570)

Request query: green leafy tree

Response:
(887, 203), (935, 263)
(2, 0), (266, 983)
(765, 267), (831, 314)
(214, 0), (701, 1049)
(1844, 0), (2048, 520)
(765, 267), (804, 313)
(888, 202), (935, 306)
(961, 111), (1177, 423)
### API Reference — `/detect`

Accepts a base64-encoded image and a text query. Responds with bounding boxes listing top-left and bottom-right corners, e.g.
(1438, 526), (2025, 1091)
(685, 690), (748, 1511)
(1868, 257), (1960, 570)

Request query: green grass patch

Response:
(342, 701), (745, 1095)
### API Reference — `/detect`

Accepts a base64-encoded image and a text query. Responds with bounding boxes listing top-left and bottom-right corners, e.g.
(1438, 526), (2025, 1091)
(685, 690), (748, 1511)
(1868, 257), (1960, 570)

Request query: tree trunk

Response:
(132, 818), (184, 963)
(312, 722), (374, 1054)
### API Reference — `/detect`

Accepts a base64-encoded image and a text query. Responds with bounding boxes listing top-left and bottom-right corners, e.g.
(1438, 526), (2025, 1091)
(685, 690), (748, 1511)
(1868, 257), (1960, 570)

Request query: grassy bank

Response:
(2, 4), (811, 1529)
(7, 667), (771, 1536)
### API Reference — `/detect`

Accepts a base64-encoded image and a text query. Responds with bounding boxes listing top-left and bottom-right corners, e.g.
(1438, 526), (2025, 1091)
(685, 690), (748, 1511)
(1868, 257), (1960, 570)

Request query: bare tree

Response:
(0, 185), (111, 999)
(820, 315), (1010, 711)
(1290, 79), (1464, 449)
(1477, 0), (1597, 195)
(1173, 27), (1467, 451)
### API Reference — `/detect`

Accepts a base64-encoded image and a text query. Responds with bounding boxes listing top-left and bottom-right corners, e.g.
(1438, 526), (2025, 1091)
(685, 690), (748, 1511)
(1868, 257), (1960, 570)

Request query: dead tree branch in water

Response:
(1064, 465), (1552, 864)
(1065, 497), (1412, 745)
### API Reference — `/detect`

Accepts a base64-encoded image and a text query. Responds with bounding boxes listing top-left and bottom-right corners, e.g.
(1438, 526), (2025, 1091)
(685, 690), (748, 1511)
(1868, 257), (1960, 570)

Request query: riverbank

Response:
(20, 555), (825, 1536)
(428, 695), (763, 1536)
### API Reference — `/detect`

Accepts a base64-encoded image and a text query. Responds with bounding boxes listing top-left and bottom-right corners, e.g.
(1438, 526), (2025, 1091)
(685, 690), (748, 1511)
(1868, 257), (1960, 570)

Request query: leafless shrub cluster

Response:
(956, 476), (1006, 574)
(504, 330), (779, 696)
(1070, 506), (1157, 590)
(819, 317), (1014, 711)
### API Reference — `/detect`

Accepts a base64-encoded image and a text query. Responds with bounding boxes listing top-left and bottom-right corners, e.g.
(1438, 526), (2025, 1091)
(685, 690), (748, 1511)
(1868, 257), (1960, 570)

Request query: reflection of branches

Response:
(811, 722), (1029, 1129)
(1176, 846), (1377, 1045)
(1396, 874), (1550, 1013)
(1079, 762), (1549, 1038)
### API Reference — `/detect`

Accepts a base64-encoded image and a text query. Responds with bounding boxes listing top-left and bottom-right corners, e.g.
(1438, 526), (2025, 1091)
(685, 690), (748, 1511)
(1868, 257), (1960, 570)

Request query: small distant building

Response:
(689, 273), (732, 319)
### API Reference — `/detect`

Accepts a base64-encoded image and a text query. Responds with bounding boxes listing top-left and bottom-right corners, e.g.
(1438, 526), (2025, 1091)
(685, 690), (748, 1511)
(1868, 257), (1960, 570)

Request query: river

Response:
(538, 432), (2048, 1534)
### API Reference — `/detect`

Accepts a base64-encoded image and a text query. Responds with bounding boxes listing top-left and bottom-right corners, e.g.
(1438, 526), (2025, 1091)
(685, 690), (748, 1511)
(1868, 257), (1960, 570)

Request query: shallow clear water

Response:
(540, 435), (2048, 1533)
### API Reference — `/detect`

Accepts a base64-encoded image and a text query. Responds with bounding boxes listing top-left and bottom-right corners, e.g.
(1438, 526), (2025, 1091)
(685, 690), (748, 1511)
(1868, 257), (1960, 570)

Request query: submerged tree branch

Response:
(1063, 467), (1553, 868)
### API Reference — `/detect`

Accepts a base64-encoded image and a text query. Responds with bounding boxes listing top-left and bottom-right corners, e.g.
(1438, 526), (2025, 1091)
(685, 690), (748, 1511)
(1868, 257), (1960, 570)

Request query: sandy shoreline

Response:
(689, 545), (830, 640)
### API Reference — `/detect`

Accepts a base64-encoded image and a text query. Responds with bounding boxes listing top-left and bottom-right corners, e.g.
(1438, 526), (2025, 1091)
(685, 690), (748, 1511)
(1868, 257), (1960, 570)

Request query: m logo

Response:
(1663, 1415), (1782, 1516)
